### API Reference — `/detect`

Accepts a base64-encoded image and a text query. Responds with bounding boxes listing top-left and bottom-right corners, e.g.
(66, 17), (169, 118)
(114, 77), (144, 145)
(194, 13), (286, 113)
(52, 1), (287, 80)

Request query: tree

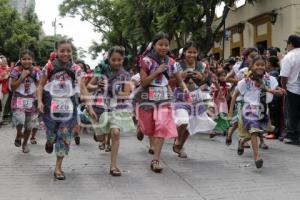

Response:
(59, 0), (257, 59)
(0, 0), (42, 63)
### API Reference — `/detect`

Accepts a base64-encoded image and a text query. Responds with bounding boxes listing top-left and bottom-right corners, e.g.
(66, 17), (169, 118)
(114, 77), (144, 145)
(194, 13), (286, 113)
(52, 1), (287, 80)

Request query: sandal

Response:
(173, 144), (187, 158)
(150, 160), (163, 173)
(209, 132), (216, 138)
(105, 145), (112, 152)
(148, 148), (154, 155)
(45, 140), (54, 154)
(74, 135), (80, 145)
(136, 130), (144, 141)
(22, 145), (30, 153)
(30, 138), (37, 145)
(98, 143), (105, 150)
(54, 172), (66, 180)
(255, 159), (264, 169)
(237, 139), (244, 156)
(14, 138), (22, 147)
(110, 167), (122, 176)
(225, 133), (232, 146)
(259, 143), (269, 150)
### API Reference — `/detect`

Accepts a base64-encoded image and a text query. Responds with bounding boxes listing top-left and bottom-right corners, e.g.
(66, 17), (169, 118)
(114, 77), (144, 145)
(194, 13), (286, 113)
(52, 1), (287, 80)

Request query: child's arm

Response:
(267, 86), (286, 96)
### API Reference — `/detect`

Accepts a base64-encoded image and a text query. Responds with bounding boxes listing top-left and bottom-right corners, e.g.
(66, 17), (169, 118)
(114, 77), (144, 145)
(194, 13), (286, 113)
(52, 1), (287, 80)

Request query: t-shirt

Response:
(280, 48), (300, 95)
(237, 74), (278, 105)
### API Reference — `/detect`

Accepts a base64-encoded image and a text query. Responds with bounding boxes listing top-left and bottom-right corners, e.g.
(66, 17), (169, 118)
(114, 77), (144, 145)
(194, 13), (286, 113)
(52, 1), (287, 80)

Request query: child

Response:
(10, 50), (40, 153)
(228, 55), (285, 168)
(37, 39), (94, 180)
(137, 32), (188, 173)
(225, 47), (258, 146)
(88, 46), (135, 176)
(173, 42), (216, 158)
(212, 69), (230, 135)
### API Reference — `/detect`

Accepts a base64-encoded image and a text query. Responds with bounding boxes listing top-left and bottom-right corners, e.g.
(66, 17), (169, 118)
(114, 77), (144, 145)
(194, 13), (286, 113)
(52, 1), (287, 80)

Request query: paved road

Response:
(0, 124), (300, 200)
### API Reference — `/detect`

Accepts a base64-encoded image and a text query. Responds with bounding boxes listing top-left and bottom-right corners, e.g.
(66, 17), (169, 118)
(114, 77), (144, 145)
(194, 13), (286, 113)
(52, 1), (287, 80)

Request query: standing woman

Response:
(88, 46), (135, 176)
(137, 32), (188, 173)
(0, 56), (10, 125)
(10, 50), (40, 153)
(37, 39), (95, 180)
(173, 42), (216, 158)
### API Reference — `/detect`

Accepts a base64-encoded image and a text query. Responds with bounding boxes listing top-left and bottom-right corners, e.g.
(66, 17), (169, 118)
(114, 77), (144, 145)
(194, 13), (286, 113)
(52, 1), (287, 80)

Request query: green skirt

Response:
(93, 111), (136, 135)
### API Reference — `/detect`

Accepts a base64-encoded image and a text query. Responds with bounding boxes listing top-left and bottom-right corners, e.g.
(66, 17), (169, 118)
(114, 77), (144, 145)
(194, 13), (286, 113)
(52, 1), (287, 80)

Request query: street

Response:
(0, 124), (300, 200)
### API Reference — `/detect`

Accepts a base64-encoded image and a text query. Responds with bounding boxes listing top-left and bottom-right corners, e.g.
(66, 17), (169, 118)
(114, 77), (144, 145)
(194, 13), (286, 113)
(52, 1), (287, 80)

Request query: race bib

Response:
(148, 87), (168, 101)
(16, 97), (33, 109)
(95, 96), (104, 106)
(51, 98), (73, 114)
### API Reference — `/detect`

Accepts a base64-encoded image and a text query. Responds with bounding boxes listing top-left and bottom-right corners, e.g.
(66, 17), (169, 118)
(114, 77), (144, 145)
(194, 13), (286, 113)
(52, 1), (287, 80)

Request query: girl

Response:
(225, 47), (259, 147)
(37, 39), (95, 180)
(228, 55), (285, 168)
(211, 68), (230, 135)
(88, 46), (135, 176)
(137, 32), (188, 172)
(173, 42), (216, 158)
(10, 50), (40, 153)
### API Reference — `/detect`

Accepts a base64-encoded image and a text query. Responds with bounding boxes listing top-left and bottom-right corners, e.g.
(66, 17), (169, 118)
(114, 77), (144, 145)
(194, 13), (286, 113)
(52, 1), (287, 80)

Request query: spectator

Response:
(0, 55), (10, 125)
(280, 35), (300, 145)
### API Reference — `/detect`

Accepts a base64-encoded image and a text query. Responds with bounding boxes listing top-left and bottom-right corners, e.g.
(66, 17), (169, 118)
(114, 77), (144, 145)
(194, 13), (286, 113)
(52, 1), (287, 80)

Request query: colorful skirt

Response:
(238, 104), (271, 139)
(137, 104), (178, 139)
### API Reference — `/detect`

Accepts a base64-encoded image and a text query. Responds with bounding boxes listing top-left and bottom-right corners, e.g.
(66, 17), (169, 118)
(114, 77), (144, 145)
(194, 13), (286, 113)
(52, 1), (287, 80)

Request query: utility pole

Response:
(52, 18), (63, 36)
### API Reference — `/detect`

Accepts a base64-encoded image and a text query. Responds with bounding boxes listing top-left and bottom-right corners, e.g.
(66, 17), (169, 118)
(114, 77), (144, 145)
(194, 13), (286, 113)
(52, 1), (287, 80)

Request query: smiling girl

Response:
(137, 32), (188, 173)
(10, 50), (40, 153)
(88, 46), (135, 176)
(37, 39), (94, 180)
(228, 55), (285, 168)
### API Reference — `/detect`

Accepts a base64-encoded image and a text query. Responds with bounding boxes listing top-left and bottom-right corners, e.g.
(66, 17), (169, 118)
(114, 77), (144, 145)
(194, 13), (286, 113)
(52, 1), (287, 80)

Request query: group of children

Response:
(9, 32), (285, 180)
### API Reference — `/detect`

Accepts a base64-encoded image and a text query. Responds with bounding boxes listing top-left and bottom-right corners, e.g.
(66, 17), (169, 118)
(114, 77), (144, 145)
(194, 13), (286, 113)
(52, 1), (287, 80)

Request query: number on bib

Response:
(148, 87), (168, 101)
(51, 98), (73, 114)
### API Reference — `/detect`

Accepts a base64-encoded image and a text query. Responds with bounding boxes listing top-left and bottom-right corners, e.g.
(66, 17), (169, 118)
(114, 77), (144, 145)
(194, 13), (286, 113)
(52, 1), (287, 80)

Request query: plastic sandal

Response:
(30, 138), (37, 145)
(54, 172), (66, 180)
(22, 145), (30, 153)
(110, 168), (121, 176)
(150, 160), (163, 173)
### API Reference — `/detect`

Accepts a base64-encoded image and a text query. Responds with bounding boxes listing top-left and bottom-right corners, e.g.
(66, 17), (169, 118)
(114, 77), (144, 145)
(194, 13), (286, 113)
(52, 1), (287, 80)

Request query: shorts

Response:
(12, 111), (39, 130)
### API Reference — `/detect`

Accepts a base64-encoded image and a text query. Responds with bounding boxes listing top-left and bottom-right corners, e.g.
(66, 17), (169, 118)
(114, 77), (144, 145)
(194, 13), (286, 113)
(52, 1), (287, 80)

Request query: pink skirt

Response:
(136, 105), (178, 139)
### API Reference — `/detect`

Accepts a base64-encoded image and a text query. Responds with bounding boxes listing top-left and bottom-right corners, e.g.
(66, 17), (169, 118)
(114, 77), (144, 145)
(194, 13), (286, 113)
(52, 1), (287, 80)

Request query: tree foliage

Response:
(0, 0), (79, 66)
(0, 0), (42, 63)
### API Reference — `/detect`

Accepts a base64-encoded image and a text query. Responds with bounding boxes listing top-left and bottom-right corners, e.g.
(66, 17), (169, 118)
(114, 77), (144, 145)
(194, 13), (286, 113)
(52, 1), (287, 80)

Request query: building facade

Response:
(9, 0), (36, 15)
(212, 0), (300, 59)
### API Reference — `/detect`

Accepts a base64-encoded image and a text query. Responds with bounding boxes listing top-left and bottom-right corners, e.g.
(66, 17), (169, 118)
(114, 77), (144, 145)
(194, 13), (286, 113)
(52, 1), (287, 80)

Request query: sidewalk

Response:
(0, 124), (300, 200)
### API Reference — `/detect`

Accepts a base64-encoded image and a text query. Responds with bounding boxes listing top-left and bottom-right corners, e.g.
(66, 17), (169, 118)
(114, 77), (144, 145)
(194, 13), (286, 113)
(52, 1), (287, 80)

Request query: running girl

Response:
(37, 39), (95, 180)
(10, 50), (40, 153)
(228, 55), (285, 168)
(137, 32), (188, 172)
(88, 46), (135, 176)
